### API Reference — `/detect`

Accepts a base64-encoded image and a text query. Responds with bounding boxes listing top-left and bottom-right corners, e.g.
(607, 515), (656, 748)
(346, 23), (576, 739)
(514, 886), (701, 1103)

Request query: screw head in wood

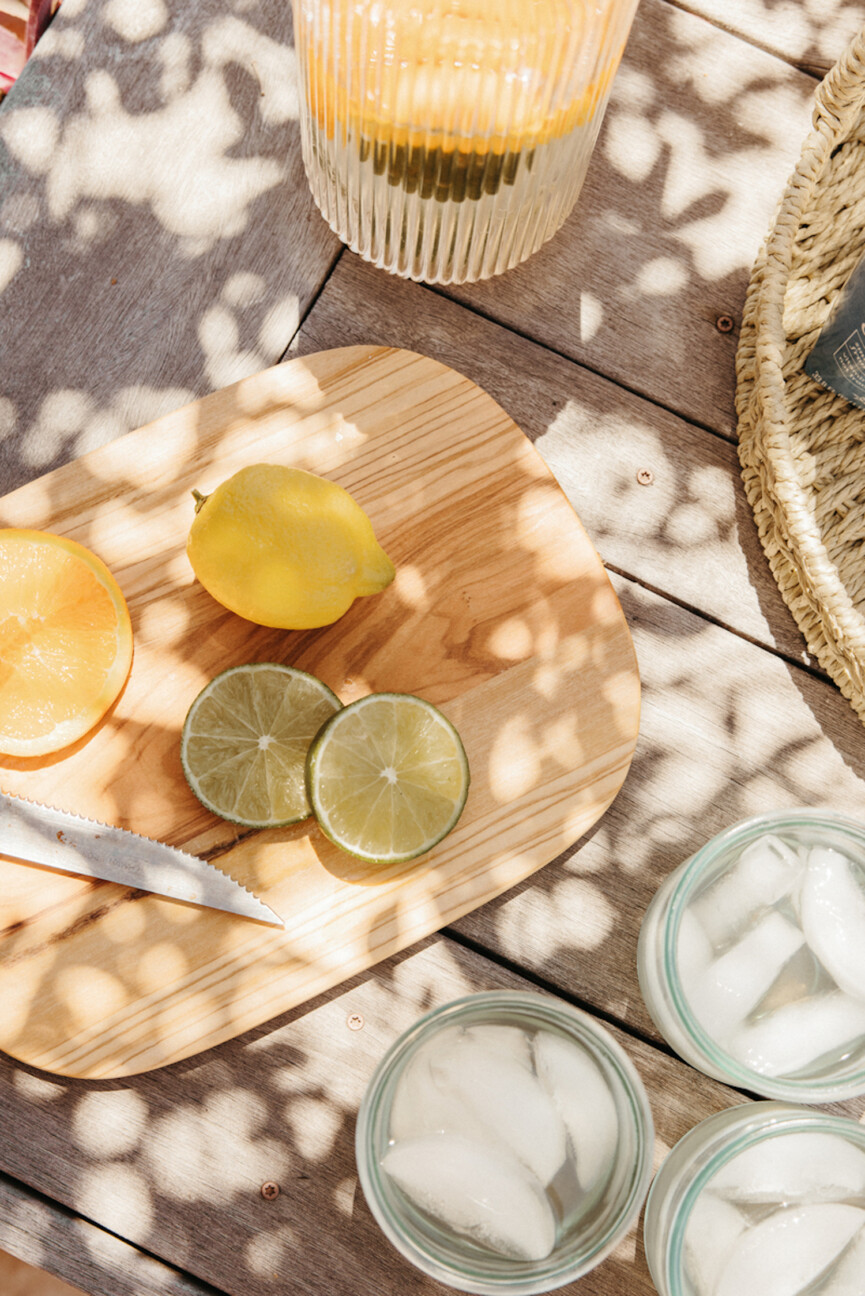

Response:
(347, 1012), (364, 1031)
(261, 1181), (280, 1200)
(636, 468), (654, 486)
(715, 314), (735, 333)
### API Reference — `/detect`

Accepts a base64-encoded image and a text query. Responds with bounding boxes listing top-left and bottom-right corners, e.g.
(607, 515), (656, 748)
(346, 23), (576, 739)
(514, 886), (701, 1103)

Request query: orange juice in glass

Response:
(291, 0), (640, 284)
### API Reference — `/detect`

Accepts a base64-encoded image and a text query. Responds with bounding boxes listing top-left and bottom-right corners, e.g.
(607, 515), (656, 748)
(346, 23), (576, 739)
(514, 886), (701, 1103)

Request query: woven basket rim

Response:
(737, 23), (865, 666)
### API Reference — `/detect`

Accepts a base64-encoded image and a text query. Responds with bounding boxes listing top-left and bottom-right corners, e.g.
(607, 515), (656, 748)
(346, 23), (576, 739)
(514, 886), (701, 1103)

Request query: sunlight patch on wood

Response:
(0, 238), (23, 294)
(222, 271), (267, 309)
(604, 109), (661, 183)
(11, 1069), (65, 1102)
(38, 67), (283, 247)
(579, 289), (604, 343)
(56, 966), (127, 1031)
(0, 106), (59, 173)
(155, 29), (192, 99)
(98, 898), (148, 944)
(135, 943), (190, 996)
(199, 303), (266, 389)
(490, 714), (541, 802)
(235, 358), (325, 418)
(488, 617), (533, 661)
(72, 1089), (148, 1158)
(335, 1176), (357, 1217)
(20, 390), (93, 468)
(286, 1094), (343, 1161)
(495, 877), (615, 961)
(202, 16), (299, 126)
(654, 88), (811, 280)
(77, 1163), (154, 1238)
(102, 0), (168, 43)
(258, 293), (301, 356)
(393, 563), (430, 611)
(636, 256), (688, 297)
(245, 1225), (298, 1278)
(144, 1090), (291, 1204)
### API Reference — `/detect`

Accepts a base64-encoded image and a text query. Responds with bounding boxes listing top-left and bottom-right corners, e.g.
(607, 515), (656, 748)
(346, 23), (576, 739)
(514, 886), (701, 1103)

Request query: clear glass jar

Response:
(637, 809), (865, 1102)
(643, 1102), (865, 1296)
(355, 990), (654, 1295)
(291, 0), (640, 284)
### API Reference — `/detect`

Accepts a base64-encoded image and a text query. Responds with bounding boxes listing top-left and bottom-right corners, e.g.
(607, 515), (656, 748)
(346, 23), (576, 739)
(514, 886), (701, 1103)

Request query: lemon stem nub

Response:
(191, 489), (209, 515)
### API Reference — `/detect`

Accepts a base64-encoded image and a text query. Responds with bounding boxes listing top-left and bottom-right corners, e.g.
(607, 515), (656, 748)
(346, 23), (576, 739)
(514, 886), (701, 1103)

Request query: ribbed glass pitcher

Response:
(291, 0), (640, 284)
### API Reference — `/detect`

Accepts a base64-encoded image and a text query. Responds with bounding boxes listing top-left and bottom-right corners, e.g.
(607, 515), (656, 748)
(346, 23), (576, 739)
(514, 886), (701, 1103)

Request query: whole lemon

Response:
(187, 464), (395, 629)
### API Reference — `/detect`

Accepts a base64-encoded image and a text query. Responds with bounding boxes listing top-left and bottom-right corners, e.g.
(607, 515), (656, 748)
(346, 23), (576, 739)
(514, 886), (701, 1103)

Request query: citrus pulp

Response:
(0, 528), (133, 757)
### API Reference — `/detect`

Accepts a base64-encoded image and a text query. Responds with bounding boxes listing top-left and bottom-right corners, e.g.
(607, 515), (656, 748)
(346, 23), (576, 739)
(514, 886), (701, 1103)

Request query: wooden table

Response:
(2, 2), (865, 1293)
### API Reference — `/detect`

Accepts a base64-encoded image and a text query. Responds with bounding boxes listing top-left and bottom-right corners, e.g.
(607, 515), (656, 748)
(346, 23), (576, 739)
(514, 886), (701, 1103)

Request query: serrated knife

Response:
(0, 791), (283, 927)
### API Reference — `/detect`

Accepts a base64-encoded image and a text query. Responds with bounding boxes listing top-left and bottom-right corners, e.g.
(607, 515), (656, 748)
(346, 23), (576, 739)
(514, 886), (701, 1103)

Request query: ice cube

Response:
(381, 1132), (557, 1261)
(800, 847), (865, 1002)
(750, 945), (825, 1017)
(463, 1024), (533, 1069)
(429, 1034), (567, 1185)
(389, 1042), (488, 1145)
(728, 991), (865, 1078)
(533, 1030), (619, 1194)
(710, 1131), (865, 1204)
(691, 834), (803, 947)
(677, 908), (714, 983)
(685, 911), (804, 1042)
(714, 1203), (865, 1296)
(682, 1192), (748, 1296)
(816, 1220), (865, 1295)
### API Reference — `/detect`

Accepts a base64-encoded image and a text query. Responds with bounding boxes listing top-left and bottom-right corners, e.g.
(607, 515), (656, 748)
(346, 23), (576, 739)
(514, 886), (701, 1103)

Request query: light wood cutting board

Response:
(0, 346), (640, 1078)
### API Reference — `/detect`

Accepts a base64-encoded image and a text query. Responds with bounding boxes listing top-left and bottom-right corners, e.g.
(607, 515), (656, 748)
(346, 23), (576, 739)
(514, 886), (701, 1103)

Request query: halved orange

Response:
(0, 529), (133, 757)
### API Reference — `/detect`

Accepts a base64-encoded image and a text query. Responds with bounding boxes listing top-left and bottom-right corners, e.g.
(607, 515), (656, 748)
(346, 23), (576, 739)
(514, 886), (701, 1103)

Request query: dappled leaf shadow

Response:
(0, 0), (339, 494)
(3, 3), (865, 1296)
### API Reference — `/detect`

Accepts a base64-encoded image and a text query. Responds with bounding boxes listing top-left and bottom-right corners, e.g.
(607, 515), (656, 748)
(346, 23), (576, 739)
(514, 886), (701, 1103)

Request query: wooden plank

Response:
(0, 1173), (220, 1296)
(0, 0), (339, 495)
(436, 0), (817, 438)
(454, 571), (865, 1047)
(669, 1), (865, 76)
(0, 936), (774, 1296)
(294, 254), (818, 667)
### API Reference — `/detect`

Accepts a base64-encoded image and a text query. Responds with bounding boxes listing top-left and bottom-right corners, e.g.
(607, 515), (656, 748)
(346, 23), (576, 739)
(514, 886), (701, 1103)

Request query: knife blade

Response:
(0, 791), (283, 927)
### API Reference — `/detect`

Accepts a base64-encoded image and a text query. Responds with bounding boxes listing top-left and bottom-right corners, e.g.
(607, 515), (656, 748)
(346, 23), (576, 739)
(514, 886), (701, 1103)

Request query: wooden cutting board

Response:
(0, 346), (640, 1078)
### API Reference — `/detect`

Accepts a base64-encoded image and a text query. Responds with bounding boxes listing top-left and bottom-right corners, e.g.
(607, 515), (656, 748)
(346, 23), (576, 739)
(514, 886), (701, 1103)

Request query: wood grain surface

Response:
(677, 1), (865, 75)
(0, 346), (639, 1078)
(0, 0), (339, 494)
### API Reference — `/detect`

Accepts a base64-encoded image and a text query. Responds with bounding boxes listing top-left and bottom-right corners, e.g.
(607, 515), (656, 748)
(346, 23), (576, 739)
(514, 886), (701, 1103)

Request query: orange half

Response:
(0, 529), (133, 758)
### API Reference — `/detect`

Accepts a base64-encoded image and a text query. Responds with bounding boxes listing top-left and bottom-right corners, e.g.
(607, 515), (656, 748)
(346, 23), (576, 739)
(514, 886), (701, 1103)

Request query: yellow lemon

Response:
(187, 464), (395, 629)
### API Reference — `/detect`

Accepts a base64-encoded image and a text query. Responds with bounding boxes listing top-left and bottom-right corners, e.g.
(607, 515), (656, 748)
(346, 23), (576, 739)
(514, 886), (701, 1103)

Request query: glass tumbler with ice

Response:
(637, 809), (865, 1101)
(643, 1101), (865, 1296)
(355, 990), (653, 1295)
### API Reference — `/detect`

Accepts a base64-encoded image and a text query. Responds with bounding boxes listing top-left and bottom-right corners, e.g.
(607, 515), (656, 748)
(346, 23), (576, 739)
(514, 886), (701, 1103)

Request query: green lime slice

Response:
(305, 692), (470, 863)
(181, 663), (342, 828)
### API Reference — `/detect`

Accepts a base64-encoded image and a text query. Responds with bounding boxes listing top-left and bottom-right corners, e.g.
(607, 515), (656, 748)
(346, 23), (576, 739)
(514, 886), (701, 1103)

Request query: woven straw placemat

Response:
(736, 25), (865, 724)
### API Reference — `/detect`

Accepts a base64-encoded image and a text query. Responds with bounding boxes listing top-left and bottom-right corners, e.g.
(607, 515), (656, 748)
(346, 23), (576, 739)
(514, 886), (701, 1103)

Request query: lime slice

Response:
(181, 663), (341, 827)
(306, 692), (470, 863)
